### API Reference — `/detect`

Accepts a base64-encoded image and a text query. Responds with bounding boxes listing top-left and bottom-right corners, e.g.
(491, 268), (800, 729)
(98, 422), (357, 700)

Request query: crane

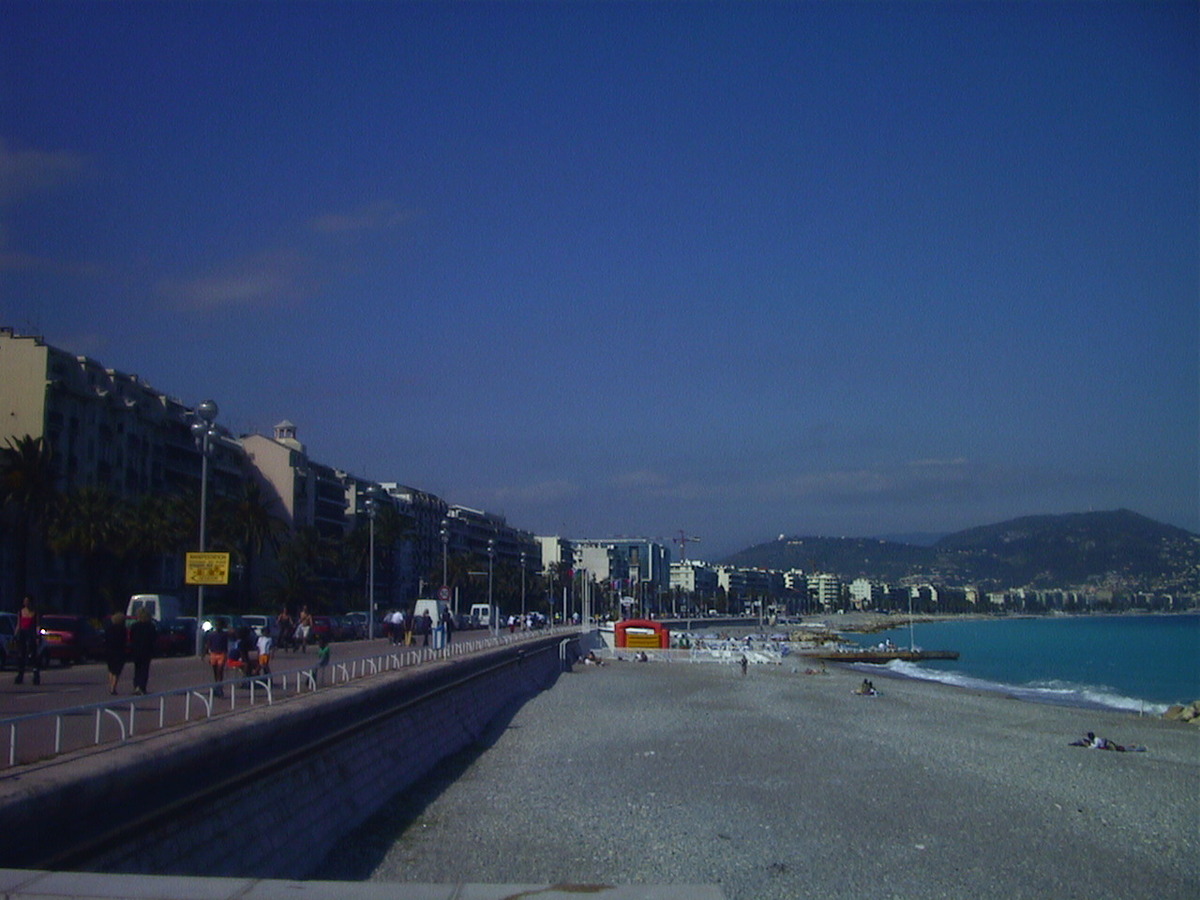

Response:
(674, 531), (701, 562)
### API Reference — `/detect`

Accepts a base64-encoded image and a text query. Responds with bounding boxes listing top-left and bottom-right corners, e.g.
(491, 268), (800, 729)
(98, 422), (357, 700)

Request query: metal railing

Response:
(2, 626), (574, 770)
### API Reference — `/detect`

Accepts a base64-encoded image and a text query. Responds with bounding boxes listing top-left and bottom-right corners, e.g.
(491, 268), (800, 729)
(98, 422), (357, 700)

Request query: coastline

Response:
(327, 657), (1199, 900)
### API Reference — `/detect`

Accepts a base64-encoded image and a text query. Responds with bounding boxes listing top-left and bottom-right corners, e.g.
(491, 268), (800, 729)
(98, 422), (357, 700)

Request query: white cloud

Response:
(157, 249), (315, 312)
(0, 139), (87, 203)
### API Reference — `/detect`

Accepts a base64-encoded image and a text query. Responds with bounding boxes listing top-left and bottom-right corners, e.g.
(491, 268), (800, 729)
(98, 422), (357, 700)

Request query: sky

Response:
(1, 1), (1196, 559)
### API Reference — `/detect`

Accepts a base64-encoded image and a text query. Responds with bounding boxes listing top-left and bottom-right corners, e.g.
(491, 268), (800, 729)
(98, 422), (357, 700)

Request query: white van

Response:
(469, 603), (498, 629)
(127, 594), (183, 621)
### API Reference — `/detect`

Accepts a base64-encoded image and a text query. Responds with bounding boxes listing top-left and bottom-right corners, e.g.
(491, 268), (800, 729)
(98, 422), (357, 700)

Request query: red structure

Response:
(614, 619), (670, 649)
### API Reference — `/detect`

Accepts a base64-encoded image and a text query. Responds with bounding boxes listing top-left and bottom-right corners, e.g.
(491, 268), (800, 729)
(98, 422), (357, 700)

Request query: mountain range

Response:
(720, 510), (1200, 593)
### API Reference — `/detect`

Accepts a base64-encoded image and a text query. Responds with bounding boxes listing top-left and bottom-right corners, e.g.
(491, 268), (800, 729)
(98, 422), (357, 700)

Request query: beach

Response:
(324, 655), (1199, 900)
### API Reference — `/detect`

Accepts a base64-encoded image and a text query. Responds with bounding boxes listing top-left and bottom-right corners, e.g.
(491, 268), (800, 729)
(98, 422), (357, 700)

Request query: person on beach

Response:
(854, 679), (877, 696)
(103, 611), (127, 694)
(128, 607), (157, 695)
(1070, 731), (1145, 752)
(739, 655), (748, 676)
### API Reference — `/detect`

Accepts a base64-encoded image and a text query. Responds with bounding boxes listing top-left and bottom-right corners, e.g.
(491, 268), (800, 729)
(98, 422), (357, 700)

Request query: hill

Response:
(721, 510), (1199, 592)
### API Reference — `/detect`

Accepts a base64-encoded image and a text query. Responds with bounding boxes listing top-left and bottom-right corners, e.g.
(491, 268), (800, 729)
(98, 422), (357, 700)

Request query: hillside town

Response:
(1, 327), (1195, 622)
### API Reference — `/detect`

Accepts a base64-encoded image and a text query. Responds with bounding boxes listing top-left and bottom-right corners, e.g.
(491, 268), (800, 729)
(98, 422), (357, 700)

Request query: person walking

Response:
(207, 617), (230, 697)
(103, 611), (127, 694)
(256, 625), (274, 676)
(13, 596), (42, 686)
(128, 608), (157, 695)
(296, 606), (313, 652)
(276, 607), (295, 652)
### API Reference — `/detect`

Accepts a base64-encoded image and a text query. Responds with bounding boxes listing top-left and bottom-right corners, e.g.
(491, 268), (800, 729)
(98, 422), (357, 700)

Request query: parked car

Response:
(343, 612), (368, 639)
(154, 618), (196, 657)
(0, 611), (15, 668)
(240, 615), (271, 637)
(38, 615), (104, 666)
(310, 615), (335, 644)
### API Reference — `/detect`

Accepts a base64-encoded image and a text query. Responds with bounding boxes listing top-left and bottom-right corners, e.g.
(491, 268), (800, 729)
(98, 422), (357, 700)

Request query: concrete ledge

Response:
(2, 635), (579, 877)
(0, 869), (726, 900)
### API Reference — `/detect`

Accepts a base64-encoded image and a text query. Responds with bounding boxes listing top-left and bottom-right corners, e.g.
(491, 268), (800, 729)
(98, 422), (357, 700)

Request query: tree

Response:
(48, 485), (129, 617)
(0, 435), (59, 598)
(211, 480), (286, 609)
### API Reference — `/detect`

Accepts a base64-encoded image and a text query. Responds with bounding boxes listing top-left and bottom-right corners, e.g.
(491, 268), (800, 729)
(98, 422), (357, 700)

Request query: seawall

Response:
(1, 633), (580, 877)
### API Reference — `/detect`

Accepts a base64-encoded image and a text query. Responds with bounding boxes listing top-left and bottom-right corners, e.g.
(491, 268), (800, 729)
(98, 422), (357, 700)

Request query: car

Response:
(310, 615), (335, 644)
(0, 611), (15, 668)
(240, 615), (272, 637)
(154, 618), (196, 657)
(38, 615), (104, 666)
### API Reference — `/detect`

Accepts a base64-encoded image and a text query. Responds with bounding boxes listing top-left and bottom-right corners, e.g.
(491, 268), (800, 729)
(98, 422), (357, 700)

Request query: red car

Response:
(310, 615), (335, 644)
(38, 615), (104, 666)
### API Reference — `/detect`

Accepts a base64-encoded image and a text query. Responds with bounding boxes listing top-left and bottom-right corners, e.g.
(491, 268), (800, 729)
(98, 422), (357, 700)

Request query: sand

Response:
(323, 658), (1199, 900)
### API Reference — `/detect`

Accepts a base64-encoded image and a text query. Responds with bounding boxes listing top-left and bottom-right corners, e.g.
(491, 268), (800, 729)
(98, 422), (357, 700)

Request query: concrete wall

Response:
(3, 634), (579, 877)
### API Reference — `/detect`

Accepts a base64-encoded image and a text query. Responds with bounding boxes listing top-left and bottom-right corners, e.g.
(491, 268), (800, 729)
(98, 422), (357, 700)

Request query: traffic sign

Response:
(185, 552), (231, 585)
(438, 586), (450, 601)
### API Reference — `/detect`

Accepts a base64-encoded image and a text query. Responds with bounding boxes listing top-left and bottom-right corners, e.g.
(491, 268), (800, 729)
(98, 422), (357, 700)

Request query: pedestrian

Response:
(390, 609), (404, 645)
(276, 607), (295, 652)
(296, 605), (313, 652)
(237, 626), (257, 677)
(421, 610), (433, 646)
(13, 596), (41, 686)
(316, 634), (331, 683)
(128, 608), (157, 695)
(103, 611), (127, 694)
(256, 625), (274, 676)
(441, 608), (454, 644)
(207, 617), (230, 697)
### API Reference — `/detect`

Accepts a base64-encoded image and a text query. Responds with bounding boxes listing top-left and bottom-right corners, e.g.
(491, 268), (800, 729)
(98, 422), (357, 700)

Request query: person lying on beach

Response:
(1069, 731), (1146, 752)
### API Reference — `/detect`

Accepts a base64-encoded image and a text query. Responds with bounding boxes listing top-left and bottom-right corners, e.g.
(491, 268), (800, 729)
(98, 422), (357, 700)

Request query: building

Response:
(0, 328), (242, 608)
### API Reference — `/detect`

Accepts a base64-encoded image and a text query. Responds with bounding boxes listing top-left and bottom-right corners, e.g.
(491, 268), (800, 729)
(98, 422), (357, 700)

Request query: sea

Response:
(843, 613), (1200, 714)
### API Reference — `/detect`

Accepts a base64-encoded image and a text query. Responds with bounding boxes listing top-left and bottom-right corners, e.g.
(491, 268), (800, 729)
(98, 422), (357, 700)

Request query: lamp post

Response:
(520, 551), (526, 620)
(440, 518), (449, 596)
(365, 485), (379, 640)
(190, 400), (219, 656)
(487, 538), (495, 633)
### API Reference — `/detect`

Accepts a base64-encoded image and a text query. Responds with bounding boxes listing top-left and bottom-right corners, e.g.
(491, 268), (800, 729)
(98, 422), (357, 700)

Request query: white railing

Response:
(2, 626), (575, 769)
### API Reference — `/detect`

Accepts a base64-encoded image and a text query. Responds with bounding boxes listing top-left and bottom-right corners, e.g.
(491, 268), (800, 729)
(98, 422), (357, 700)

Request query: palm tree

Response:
(124, 492), (194, 593)
(211, 480), (285, 608)
(0, 435), (59, 598)
(48, 485), (129, 617)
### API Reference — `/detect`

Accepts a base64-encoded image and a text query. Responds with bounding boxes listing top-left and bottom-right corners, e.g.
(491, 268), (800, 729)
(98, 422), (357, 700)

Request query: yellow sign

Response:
(185, 552), (231, 585)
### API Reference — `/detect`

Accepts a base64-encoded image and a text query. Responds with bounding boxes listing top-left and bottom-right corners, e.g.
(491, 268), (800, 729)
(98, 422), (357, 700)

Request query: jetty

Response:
(808, 648), (960, 663)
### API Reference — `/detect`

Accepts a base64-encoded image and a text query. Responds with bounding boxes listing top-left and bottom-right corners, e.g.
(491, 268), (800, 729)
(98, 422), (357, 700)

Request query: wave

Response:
(858, 659), (1169, 715)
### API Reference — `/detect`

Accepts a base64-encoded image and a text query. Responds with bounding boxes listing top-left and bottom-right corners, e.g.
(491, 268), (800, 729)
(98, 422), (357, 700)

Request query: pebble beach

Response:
(325, 655), (1199, 900)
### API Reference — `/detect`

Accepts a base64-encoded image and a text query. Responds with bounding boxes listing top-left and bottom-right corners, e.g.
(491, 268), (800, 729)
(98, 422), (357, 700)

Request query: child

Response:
(256, 626), (274, 676)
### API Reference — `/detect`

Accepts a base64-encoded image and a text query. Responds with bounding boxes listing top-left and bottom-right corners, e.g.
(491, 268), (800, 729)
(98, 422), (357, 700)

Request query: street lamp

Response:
(520, 551), (526, 620)
(365, 485), (380, 640)
(487, 538), (495, 633)
(190, 399), (219, 656)
(441, 518), (449, 598)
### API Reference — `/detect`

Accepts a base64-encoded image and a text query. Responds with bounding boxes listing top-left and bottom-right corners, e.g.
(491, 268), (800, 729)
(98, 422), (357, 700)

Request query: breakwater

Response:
(1, 634), (579, 877)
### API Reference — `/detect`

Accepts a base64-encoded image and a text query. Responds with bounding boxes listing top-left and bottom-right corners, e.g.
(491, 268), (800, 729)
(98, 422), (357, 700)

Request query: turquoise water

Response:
(845, 614), (1200, 713)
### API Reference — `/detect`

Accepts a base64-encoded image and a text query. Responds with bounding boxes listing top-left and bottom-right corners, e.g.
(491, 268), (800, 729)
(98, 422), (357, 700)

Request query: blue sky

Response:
(2, 1), (1196, 558)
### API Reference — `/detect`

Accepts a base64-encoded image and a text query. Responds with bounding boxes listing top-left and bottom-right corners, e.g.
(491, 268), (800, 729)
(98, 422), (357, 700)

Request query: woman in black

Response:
(103, 611), (127, 695)
(128, 608), (157, 695)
